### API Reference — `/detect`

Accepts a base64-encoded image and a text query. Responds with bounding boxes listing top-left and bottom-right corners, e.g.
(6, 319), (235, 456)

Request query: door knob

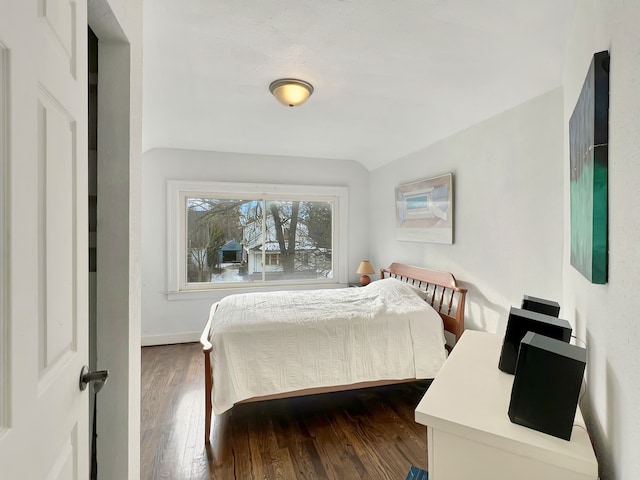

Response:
(79, 365), (109, 393)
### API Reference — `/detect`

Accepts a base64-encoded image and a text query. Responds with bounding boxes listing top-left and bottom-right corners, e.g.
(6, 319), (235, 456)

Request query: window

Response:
(168, 181), (348, 293)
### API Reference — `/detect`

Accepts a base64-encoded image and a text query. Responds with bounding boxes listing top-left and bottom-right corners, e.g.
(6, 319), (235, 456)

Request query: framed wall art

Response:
(395, 173), (453, 244)
(569, 50), (609, 284)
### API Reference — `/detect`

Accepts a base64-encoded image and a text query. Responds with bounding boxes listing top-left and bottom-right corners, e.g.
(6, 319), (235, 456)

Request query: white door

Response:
(0, 1), (89, 478)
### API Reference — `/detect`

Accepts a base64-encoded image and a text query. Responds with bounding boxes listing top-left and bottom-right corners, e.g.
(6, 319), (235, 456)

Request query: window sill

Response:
(166, 282), (348, 301)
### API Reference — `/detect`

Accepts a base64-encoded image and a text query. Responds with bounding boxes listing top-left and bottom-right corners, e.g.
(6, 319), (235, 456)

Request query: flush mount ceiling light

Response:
(269, 78), (314, 107)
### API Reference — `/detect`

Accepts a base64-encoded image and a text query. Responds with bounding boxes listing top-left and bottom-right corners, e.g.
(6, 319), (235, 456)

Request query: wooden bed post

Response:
(203, 348), (213, 444)
(200, 304), (217, 444)
(455, 285), (466, 341)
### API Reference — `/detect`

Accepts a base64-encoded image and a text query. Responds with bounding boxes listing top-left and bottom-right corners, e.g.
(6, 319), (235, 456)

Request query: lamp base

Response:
(360, 275), (371, 286)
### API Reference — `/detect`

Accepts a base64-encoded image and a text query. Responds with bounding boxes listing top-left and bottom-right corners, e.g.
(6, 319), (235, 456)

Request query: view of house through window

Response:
(186, 197), (333, 284)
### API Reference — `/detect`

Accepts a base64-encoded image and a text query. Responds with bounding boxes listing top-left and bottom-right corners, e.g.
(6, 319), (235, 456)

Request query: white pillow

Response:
(407, 282), (431, 300)
(375, 276), (432, 301)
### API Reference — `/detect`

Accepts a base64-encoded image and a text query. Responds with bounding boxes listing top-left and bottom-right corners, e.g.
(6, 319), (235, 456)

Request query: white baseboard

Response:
(141, 331), (201, 346)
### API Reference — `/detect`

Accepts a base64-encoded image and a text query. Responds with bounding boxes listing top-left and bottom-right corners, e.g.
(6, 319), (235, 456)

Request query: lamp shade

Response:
(269, 78), (314, 107)
(356, 260), (375, 275)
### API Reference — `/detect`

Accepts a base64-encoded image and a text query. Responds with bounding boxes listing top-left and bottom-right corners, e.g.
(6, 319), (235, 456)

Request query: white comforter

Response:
(208, 277), (447, 414)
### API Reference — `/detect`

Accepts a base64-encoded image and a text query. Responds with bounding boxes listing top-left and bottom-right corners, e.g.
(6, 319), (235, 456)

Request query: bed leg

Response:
(204, 350), (212, 444)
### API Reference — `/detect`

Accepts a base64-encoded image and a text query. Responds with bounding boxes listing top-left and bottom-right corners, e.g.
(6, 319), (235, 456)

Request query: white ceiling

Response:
(142, 0), (576, 171)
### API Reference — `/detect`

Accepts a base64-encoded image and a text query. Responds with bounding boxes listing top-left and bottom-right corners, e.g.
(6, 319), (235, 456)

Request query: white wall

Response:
(369, 88), (565, 335)
(562, 3), (640, 479)
(141, 148), (369, 344)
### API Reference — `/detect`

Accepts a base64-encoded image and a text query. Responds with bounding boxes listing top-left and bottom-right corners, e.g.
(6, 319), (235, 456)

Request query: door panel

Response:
(38, 0), (77, 78)
(0, 0), (89, 477)
(44, 426), (78, 480)
(37, 91), (77, 384)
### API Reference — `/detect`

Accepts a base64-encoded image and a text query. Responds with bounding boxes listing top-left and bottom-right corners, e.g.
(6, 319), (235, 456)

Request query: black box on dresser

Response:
(508, 332), (587, 441)
(521, 295), (561, 317)
(498, 307), (572, 374)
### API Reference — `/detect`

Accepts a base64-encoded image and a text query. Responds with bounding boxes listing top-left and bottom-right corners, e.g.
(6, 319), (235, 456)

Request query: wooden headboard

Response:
(380, 263), (467, 344)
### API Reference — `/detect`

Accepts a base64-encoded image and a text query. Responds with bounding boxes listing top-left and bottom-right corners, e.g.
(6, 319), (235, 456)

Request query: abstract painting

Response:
(395, 173), (453, 244)
(569, 51), (609, 284)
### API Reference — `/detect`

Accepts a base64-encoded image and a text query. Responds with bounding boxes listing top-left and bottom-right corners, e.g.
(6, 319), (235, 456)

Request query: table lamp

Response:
(356, 260), (375, 286)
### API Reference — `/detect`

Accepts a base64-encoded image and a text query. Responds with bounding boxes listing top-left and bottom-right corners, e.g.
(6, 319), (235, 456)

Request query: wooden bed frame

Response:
(200, 262), (467, 443)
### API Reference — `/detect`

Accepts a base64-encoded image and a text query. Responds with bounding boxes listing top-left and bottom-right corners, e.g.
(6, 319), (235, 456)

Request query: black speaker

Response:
(498, 307), (572, 374)
(521, 295), (561, 317)
(508, 332), (586, 440)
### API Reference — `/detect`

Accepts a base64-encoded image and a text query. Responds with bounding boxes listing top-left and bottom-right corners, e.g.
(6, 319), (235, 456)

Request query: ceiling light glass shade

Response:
(269, 78), (314, 107)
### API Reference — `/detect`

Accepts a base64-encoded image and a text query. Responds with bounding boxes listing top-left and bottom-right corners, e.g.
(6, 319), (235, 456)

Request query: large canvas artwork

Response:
(569, 51), (610, 284)
(395, 173), (453, 244)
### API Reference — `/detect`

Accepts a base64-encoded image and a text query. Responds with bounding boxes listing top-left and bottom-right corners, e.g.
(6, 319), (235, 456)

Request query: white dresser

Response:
(415, 330), (598, 480)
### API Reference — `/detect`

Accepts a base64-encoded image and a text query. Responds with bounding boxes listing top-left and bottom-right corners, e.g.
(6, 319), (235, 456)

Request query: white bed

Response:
(200, 263), (467, 443)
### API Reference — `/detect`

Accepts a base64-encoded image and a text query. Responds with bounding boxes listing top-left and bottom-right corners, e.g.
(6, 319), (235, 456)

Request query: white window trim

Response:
(0, 44), (8, 434)
(167, 180), (349, 296)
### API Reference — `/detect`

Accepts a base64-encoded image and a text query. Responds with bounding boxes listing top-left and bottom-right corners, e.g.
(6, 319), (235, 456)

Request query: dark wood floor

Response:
(141, 343), (431, 479)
